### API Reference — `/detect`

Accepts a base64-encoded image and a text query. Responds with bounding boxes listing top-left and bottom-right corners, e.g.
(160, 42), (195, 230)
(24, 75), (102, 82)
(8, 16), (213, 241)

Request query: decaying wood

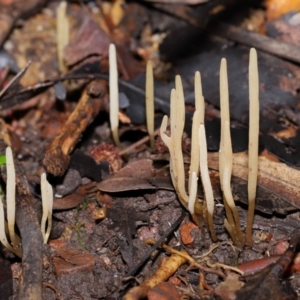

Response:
(43, 79), (107, 176)
(0, 140), (43, 300)
(212, 22), (300, 64)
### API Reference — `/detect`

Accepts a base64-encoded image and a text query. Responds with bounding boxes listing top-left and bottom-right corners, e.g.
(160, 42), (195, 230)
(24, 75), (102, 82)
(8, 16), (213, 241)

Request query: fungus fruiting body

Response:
(146, 60), (155, 150)
(0, 147), (55, 256)
(5, 146), (18, 248)
(219, 59), (244, 247)
(0, 147), (21, 257)
(41, 172), (54, 244)
(160, 82), (203, 227)
(246, 48), (259, 246)
(199, 124), (217, 241)
(109, 43), (122, 148)
(56, 1), (69, 72)
(159, 48), (259, 246)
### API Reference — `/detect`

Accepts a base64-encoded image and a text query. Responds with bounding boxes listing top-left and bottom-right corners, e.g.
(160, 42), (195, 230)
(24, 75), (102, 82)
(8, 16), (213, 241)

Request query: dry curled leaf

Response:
(97, 159), (156, 192)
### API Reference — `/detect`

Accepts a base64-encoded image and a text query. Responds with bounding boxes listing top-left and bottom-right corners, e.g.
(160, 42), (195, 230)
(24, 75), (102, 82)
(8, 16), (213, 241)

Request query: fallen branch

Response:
(43, 79), (107, 176)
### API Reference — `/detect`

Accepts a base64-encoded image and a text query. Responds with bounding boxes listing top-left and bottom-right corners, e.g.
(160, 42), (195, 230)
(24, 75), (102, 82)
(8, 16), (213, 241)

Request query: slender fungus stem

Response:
(6, 147), (17, 248)
(222, 121), (244, 246)
(109, 44), (122, 148)
(199, 124), (217, 241)
(0, 193), (21, 257)
(246, 48), (259, 246)
(0, 147), (22, 257)
(161, 89), (188, 203)
(188, 72), (204, 192)
(172, 77), (188, 203)
(41, 173), (54, 244)
(56, 1), (69, 72)
(189, 109), (200, 193)
(146, 61), (155, 150)
(219, 59), (244, 247)
(219, 59), (229, 188)
(188, 172), (198, 215)
(187, 71), (206, 226)
(219, 60), (235, 230)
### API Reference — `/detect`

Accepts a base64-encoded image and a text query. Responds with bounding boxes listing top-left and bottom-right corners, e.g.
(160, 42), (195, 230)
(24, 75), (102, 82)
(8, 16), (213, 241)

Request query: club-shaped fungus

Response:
(6, 147), (19, 249)
(56, 1), (69, 72)
(199, 124), (217, 241)
(109, 43), (122, 148)
(160, 76), (203, 227)
(219, 59), (244, 247)
(41, 172), (54, 244)
(0, 194), (21, 257)
(0, 148), (55, 257)
(146, 60), (155, 150)
(0, 147), (21, 257)
(246, 48), (259, 246)
(188, 72), (203, 192)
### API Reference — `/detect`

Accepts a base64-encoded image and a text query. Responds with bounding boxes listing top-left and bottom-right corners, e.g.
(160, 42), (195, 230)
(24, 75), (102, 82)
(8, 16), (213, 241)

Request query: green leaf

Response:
(0, 155), (6, 166)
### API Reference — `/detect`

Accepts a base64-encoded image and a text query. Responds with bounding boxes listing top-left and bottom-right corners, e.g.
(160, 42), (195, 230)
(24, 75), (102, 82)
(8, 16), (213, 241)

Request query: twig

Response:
(212, 22), (300, 64)
(43, 79), (107, 176)
(119, 127), (160, 156)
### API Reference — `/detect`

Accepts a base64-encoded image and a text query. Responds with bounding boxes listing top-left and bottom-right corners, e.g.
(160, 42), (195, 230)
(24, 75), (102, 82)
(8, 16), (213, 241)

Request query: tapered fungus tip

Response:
(250, 47), (257, 56)
(221, 58), (227, 66)
(109, 43), (116, 53)
(160, 115), (168, 132)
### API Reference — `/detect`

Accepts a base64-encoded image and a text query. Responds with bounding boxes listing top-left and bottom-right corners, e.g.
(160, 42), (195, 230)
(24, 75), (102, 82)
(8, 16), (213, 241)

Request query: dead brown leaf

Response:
(52, 248), (96, 276)
(115, 158), (154, 178)
(64, 15), (111, 67)
(97, 159), (156, 192)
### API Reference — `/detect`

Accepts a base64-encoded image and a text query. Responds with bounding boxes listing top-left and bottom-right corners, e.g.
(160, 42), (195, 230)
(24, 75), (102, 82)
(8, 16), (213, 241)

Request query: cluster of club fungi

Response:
(0, 47), (259, 258)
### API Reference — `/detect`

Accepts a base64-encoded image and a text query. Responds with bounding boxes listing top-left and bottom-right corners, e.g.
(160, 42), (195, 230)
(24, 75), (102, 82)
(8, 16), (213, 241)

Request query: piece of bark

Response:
(212, 22), (300, 64)
(0, 140), (43, 300)
(43, 79), (107, 176)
